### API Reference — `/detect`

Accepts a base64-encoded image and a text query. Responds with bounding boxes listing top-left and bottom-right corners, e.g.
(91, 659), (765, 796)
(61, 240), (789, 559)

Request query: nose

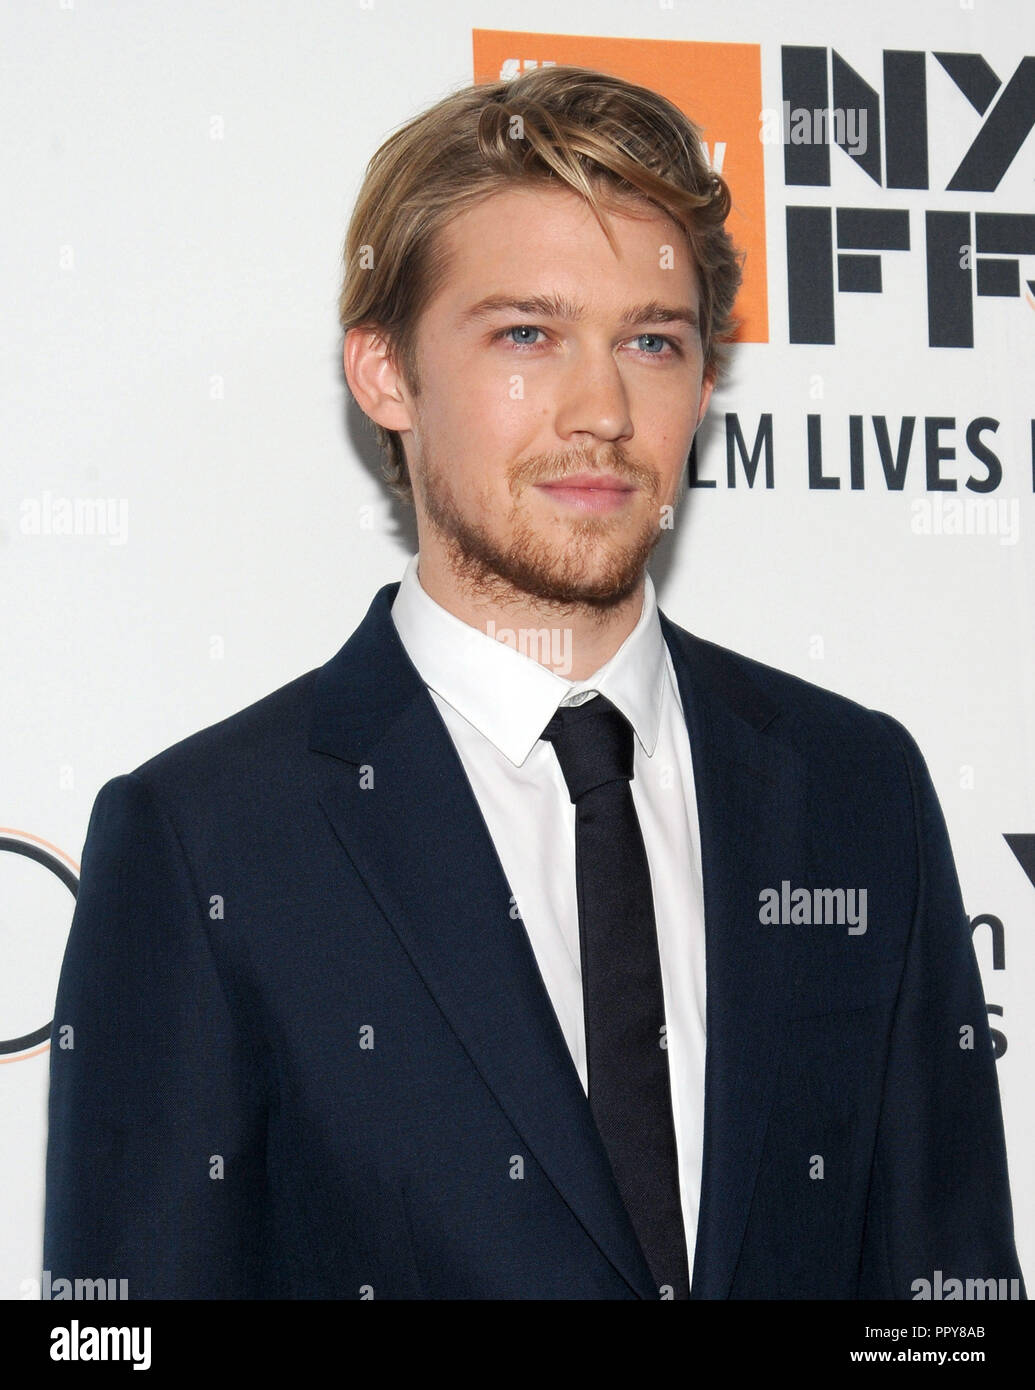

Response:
(552, 344), (634, 445)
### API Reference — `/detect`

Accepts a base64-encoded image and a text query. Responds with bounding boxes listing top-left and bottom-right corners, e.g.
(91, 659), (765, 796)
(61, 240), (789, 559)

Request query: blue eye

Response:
(635, 333), (673, 355)
(497, 325), (544, 347)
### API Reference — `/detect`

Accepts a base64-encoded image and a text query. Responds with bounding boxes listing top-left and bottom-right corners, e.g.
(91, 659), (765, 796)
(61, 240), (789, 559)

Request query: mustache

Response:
(509, 445), (659, 494)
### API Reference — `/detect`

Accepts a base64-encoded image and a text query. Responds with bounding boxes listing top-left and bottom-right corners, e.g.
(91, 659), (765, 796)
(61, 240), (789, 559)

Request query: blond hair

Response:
(339, 64), (743, 500)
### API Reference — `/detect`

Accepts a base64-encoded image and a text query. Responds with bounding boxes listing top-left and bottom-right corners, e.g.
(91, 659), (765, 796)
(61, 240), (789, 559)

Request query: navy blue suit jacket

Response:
(43, 583), (1024, 1298)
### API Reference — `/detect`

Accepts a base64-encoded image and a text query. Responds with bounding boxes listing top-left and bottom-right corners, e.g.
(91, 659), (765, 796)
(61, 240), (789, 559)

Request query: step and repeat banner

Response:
(3, 0), (1032, 1299)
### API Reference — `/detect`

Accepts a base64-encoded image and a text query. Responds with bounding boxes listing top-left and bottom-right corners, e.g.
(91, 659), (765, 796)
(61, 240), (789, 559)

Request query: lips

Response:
(536, 473), (636, 493)
(533, 473), (638, 513)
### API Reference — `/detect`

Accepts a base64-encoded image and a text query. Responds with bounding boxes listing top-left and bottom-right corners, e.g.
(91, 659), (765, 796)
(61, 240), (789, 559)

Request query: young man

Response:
(45, 66), (1023, 1300)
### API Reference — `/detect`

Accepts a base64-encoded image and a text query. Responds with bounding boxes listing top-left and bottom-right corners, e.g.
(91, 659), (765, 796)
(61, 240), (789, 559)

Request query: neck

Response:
(415, 548), (646, 682)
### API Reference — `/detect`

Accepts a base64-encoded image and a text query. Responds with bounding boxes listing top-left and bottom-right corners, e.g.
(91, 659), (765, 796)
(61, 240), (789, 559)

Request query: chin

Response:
(502, 537), (657, 610)
(422, 474), (659, 609)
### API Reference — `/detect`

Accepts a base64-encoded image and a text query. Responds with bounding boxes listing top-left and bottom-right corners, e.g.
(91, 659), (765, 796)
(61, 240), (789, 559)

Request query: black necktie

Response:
(542, 694), (690, 1300)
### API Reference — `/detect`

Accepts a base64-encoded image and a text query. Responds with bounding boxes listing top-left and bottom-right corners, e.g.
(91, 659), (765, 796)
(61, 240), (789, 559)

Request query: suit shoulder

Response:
(662, 615), (920, 765)
(121, 666), (322, 809)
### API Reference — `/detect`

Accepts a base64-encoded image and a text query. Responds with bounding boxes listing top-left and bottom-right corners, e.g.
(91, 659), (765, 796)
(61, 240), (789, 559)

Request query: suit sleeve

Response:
(858, 713), (1026, 1299)
(43, 772), (269, 1298)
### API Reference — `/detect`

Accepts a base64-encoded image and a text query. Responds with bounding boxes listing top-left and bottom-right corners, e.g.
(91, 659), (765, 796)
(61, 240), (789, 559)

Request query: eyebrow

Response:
(458, 293), (700, 331)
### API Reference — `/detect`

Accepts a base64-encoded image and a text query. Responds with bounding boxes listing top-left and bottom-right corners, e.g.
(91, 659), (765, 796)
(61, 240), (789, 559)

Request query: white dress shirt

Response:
(390, 553), (707, 1277)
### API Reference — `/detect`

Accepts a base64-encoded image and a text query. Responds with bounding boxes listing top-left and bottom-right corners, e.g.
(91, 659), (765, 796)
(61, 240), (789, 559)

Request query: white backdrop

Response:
(2, 0), (1032, 1299)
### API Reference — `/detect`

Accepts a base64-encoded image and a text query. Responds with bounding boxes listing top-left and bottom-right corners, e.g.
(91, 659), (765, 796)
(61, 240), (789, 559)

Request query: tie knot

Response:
(541, 694), (635, 803)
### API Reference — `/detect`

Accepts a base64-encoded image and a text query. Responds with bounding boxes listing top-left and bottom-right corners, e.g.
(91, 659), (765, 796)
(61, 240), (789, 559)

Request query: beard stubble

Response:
(416, 442), (669, 614)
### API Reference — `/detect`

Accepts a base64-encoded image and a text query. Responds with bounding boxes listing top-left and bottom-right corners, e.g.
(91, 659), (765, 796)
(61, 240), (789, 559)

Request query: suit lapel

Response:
(308, 584), (657, 1298)
(661, 615), (808, 1299)
(308, 584), (806, 1301)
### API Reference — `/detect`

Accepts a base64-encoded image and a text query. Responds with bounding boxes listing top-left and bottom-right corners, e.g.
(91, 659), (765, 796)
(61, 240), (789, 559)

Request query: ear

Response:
(695, 368), (715, 429)
(343, 327), (415, 433)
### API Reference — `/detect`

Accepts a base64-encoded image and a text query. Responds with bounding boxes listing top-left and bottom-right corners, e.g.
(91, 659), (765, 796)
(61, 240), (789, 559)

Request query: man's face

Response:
(398, 183), (714, 609)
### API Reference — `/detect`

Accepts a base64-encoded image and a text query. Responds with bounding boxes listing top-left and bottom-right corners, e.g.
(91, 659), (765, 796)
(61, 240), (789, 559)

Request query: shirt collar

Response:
(390, 554), (667, 766)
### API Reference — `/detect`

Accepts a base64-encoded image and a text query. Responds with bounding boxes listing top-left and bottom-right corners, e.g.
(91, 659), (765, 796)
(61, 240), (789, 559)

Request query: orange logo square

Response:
(473, 31), (768, 344)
